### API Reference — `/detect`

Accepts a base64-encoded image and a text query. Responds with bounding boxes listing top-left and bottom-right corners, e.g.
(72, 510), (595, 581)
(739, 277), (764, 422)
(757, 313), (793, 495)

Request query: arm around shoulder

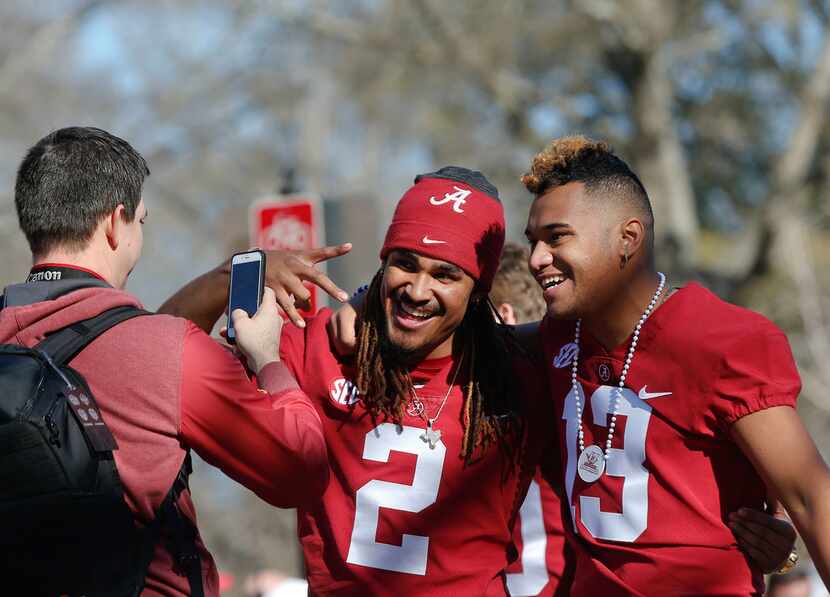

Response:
(513, 320), (542, 355)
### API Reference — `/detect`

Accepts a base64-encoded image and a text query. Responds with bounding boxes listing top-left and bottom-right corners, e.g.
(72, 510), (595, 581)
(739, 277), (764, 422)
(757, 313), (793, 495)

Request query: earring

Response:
(621, 248), (629, 269)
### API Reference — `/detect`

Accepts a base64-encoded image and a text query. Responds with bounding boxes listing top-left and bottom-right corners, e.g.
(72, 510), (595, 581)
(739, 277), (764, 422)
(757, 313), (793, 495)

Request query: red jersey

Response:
(540, 283), (801, 596)
(280, 309), (540, 596)
(505, 470), (573, 597)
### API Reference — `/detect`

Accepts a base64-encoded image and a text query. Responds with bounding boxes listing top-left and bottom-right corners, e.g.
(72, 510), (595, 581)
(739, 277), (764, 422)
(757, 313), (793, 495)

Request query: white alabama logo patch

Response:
(329, 378), (360, 406)
(553, 342), (578, 368)
(429, 186), (470, 213)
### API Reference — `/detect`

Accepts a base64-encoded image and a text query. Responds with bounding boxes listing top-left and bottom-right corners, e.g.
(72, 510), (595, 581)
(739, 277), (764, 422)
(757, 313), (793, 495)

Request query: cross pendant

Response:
(420, 423), (441, 449)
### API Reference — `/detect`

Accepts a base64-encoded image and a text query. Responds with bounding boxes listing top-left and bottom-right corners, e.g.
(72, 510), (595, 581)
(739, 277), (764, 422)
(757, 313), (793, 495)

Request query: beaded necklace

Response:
(572, 272), (666, 483)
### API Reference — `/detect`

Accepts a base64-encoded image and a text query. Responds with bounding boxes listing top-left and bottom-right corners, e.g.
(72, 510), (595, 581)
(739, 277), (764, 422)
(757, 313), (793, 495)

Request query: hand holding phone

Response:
(227, 250), (266, 344)
(230, 287), (283, 373)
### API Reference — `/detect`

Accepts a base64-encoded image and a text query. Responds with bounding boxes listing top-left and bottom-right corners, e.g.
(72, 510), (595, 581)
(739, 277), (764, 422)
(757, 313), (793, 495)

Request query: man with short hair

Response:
(490, 243), (549, 326)
(493, 239), (802, 596)
(0, 126), (329, 596)
(523, 135), (830, 594)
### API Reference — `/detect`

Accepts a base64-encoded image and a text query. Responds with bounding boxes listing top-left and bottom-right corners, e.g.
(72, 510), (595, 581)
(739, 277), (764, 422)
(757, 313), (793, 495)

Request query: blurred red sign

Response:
(250, 195), (324, 315)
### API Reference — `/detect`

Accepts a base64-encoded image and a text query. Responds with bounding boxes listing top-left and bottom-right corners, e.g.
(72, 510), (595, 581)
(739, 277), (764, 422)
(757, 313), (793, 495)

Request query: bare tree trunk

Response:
(299, 74), (334, 196)
(752, 33), (830, 411)
(585, 0), (699, 273)
(0, 0), (109, 86)
(749, 32), (830, 274)
(631, 46), (699, 273)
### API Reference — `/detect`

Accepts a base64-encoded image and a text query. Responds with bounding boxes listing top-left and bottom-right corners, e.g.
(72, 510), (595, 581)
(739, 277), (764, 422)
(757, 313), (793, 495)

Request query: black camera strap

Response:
(26, 264), (107, 283)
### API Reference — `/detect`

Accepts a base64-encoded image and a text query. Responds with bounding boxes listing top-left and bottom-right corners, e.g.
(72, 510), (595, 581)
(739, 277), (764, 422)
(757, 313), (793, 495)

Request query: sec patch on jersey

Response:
(329, 377), (360, 407)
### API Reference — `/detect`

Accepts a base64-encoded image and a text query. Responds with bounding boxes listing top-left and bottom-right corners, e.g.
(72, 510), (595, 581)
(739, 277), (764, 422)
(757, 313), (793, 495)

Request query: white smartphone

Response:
(226, 249), (266, 344)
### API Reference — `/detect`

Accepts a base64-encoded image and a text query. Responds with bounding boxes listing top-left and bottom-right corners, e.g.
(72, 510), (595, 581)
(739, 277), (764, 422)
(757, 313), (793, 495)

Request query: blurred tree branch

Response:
(0, 0), (109, 87)
(743, 32), (830, 409)
(578, 1), (700, 271)
(408, 0), (543, 145)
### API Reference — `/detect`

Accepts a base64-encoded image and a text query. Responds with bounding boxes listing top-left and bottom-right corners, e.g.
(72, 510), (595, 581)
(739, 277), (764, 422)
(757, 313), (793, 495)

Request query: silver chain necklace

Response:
(573, 272), (666, 483)
(409, 351), (465, 449)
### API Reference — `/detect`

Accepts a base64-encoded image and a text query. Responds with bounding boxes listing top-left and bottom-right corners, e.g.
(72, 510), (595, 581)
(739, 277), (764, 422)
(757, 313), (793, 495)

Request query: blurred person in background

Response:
(766, 568), (814, 597)
(490, 243), (549, 327)
(243, 569), (307, 597)
(0, 127), (330, 596)
(767, 568), (812, 597)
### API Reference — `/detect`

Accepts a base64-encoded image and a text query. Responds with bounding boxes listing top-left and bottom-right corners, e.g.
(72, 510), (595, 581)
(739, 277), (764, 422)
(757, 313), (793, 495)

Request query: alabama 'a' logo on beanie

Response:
(380, 166), (505, 291)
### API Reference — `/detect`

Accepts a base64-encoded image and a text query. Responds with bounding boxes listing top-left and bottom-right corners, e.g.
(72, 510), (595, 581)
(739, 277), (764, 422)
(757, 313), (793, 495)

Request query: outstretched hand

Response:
(264, 243), (352, 327)
(158, 243), (352, 335)
(729, 507), (797, 574)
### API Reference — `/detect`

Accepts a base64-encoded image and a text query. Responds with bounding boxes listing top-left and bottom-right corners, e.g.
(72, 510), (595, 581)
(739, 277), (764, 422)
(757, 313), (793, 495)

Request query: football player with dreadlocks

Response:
(161, 167), (548, 595)
(275, 167), (548, 595)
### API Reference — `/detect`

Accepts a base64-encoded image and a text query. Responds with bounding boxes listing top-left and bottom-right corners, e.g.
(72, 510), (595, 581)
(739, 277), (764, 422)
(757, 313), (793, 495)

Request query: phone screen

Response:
(227, 255), (263, 342)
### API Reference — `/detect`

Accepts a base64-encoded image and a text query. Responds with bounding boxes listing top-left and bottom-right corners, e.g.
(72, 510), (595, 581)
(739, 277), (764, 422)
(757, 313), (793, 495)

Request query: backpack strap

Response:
(154, 452), (204, 597)
(34, 305), (204, 597)
(36, 305), (151, 365)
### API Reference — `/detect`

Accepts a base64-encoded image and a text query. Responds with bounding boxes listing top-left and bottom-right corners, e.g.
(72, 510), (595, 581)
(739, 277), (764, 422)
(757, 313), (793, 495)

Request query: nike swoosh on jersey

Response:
(422, 236), (447, 245)
(638, 386), (672, 400)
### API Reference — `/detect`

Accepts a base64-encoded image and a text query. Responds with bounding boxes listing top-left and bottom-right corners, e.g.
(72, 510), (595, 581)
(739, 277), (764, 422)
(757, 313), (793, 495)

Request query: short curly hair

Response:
(522, 135), (653, 229)
(489, 242), (546, 324)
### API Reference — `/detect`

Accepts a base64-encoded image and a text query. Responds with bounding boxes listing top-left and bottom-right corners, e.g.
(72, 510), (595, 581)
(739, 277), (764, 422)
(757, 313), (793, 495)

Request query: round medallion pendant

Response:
(406, 398), (425, 417)
(577, 444), (606, 483)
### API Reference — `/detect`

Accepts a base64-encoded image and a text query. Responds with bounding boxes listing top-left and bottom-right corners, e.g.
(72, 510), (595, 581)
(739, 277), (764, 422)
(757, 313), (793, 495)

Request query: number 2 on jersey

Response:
(563, 384), (652, 542)
(346, 423), (446, 575)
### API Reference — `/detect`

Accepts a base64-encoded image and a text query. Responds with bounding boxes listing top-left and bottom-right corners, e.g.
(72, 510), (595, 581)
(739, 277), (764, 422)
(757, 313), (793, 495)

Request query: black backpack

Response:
(0, 306), (204, 597)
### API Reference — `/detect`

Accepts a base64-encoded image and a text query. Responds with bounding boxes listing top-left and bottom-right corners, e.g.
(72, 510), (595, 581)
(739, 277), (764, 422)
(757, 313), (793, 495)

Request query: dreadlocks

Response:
(355, 267), (524, 466)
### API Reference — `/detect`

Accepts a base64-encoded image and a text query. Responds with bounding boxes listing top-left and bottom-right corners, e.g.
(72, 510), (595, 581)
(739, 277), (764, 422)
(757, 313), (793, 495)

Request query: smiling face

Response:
(525, 182), (624, 321)
(380, 249), (476, 361)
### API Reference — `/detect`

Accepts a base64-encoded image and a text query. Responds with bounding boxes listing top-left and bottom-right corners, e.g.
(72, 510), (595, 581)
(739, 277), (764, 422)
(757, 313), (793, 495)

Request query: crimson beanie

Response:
(380, 167), (505, 291)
